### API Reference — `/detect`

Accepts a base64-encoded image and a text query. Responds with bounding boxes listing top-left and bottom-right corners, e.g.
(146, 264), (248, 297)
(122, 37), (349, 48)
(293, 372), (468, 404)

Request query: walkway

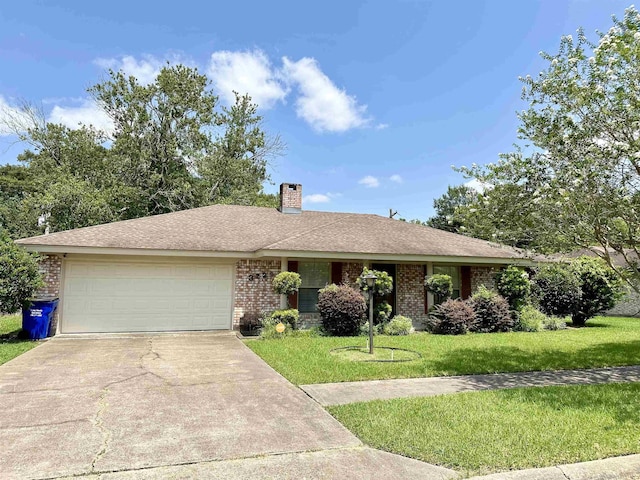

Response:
(300, 365), (640, 406)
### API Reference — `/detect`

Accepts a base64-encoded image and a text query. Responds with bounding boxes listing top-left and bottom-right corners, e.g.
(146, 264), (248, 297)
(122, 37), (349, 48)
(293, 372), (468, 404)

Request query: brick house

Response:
(17, 183), (533, 335)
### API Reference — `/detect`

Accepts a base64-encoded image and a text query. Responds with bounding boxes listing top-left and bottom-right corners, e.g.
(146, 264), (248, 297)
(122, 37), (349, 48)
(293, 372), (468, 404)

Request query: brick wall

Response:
(342, 262), (364, 286)
(35, 254), (62, 336)
(396, 263), (427, 328)
(470, 266), (496, 292)
(233, 259), (281, 329)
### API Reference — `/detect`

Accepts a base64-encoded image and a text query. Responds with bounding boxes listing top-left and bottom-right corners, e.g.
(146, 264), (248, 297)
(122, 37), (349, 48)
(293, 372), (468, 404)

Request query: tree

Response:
(0, 230), (43, 313)
(0, 64), (282, 235)
(569, 256), (624, 326)
(426, 185), (478, 233)
(458, 6), (640, 290)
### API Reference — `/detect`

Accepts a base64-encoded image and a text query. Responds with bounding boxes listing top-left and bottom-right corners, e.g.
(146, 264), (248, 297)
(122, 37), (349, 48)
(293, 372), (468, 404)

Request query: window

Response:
(298, 261), (330, 313)
(433, 265), (461, 304)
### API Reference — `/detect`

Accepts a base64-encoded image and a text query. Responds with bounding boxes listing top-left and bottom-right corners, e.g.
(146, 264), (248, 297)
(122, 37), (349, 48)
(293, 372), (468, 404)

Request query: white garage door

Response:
(61, 258), (234, 333)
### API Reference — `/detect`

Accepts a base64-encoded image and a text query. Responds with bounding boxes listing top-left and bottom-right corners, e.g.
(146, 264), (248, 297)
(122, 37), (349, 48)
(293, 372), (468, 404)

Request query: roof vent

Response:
(279, 183), (302, 214)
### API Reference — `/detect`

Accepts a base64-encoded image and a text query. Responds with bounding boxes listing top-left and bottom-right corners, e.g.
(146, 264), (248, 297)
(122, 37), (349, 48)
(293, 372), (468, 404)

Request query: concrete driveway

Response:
(0, 333), (455, 480)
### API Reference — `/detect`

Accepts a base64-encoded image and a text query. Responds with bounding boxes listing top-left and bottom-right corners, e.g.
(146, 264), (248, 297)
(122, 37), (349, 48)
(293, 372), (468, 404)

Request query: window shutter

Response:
(331, 262), (343, 285)
(461, 266), (472, 299)
(288, 261), (299, 309)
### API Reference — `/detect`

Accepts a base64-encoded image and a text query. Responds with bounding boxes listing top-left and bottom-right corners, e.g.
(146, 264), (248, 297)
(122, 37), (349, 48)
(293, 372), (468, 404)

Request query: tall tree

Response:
(0, 64), (282, 235)
(426, 185), (478, 233)
(459, 6), (640, 290)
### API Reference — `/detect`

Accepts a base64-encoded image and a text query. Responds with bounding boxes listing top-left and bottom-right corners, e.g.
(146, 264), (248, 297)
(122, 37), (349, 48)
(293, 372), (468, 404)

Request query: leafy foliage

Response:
(383, 315), (414, 336)
(357, 267), (394, 297)
(532, 264), (582, 318)
(0, 231), (43, 313)
(374, 300), (392, 325)
(569, 256), (625, 326)
(426, 184), (478, 233)
(426, 298), (476, 335)
(456, 7), (640, 290)
(260, 309), (300, 338)
(515, 305), (546, 332)
(495, 266), (531, 311)
(271, 272), (302, 296)
(424, 274), (453, 299)
(469, 286), (514, 333)
(317, 284), (367, 336)
(0, 64), (282, 236)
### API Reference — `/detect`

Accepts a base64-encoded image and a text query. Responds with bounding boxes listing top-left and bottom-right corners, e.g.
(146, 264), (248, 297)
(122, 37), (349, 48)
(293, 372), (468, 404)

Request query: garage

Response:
(61, 257), (234, 333)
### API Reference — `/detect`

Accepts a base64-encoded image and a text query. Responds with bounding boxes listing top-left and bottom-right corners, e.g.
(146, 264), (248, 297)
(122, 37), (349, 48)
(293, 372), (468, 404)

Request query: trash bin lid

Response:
(29, 297), (59, 302)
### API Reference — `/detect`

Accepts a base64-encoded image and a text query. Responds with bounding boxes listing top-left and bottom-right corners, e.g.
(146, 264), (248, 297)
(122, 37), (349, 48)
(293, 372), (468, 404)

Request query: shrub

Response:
(469, 286), (514, 333)
(267, 308), (300, 330)
(271, 271), (301, 296)
(543, 316), (568, 330)
(496, 266), (531, 311)
(425, 274), (453, 300)
(383, 315), (414, 335)
(426, 298), (476, 335)
(356, 267), (394, 297)
(0, 231), (43, 314)
(569, 256), (625, 327)
(532, 264), (582, 317)
(515, 305), (546, 332)
(374, 300), (392, 324)
(259, 309), (300, 339)
(317, 284), (367, 336)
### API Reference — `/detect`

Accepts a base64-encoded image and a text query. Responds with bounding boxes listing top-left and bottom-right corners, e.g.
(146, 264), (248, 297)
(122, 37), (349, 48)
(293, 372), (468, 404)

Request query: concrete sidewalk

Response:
(300, 365), (640, 406)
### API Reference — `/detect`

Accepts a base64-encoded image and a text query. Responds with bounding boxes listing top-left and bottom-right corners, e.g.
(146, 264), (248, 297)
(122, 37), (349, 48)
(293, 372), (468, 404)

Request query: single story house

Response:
(17, 183), (534, 335)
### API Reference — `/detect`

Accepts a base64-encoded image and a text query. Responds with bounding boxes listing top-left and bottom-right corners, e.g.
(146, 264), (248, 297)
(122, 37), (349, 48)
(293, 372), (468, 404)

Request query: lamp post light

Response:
(363, 272), (378, 354)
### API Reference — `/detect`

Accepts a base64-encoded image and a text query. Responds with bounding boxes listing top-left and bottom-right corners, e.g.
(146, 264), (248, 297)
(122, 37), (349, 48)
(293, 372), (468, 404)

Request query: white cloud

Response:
(302, 192), (341, 204)
(358, 175), (380, 188)
(375, 123), (389, 130)
(390, 174), (403, 184)
(48, 99), (114, 134)
(282, 57), (370, 133)
(208, 50), (288, 109)
(94, 55), (165, 85)
(303, 193), (331, 204)
(465, 178), (493, 193)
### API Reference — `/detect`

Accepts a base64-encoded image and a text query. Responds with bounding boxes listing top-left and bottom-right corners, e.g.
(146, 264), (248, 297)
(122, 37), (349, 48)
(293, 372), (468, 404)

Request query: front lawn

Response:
(246, 316), (640, 384)
(0, 314), (37, 365)
(328, 382), (640, 476)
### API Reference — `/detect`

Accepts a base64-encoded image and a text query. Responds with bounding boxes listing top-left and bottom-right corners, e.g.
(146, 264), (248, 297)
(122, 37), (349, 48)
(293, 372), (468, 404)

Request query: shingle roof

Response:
(16, 204), (528, 260)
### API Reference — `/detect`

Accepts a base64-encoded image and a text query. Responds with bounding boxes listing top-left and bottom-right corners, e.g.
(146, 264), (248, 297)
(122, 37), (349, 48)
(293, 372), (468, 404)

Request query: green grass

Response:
(246, 316), (640, 384)
(328, 383), (640, 476)
(0, 314), (37, 365)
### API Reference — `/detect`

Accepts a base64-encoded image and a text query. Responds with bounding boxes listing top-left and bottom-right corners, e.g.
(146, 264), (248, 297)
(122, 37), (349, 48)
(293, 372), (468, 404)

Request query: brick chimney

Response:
(279, 183), (302, 214)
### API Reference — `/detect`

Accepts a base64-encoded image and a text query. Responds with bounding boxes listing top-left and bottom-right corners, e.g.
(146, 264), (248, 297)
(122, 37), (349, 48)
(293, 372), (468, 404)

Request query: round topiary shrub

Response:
(271, 271), (302, 296)
(469, 286), (514, 333)
(424, 274), (453, 300)
(495, 266), (531, 312)
(356, 267), (394, 297)
(426, 298), (476, 335)
(383, 315), (414, 336)
(317, 284), (367, 336)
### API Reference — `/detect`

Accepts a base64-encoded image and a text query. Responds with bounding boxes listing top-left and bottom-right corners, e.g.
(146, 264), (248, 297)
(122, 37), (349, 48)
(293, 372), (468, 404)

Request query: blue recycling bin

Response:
(22, 298), (59, 340)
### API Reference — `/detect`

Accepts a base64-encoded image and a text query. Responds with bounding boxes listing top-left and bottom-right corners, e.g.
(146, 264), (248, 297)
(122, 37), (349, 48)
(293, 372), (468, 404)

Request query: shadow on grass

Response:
(428, 341), (640, 376)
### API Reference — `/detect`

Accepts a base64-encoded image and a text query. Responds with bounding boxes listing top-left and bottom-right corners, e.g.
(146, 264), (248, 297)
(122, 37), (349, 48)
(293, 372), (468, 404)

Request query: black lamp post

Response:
(363, 272), (378, 354)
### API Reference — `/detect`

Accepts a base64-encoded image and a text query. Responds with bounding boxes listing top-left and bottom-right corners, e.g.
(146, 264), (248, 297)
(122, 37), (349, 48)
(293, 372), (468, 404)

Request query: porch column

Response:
(280, 257), (288, 309)
(426, 262), (434, 309)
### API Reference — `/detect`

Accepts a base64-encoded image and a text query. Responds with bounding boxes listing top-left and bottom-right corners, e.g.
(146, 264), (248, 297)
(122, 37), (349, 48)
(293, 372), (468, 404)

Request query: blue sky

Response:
(0, 1), (633, 220)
